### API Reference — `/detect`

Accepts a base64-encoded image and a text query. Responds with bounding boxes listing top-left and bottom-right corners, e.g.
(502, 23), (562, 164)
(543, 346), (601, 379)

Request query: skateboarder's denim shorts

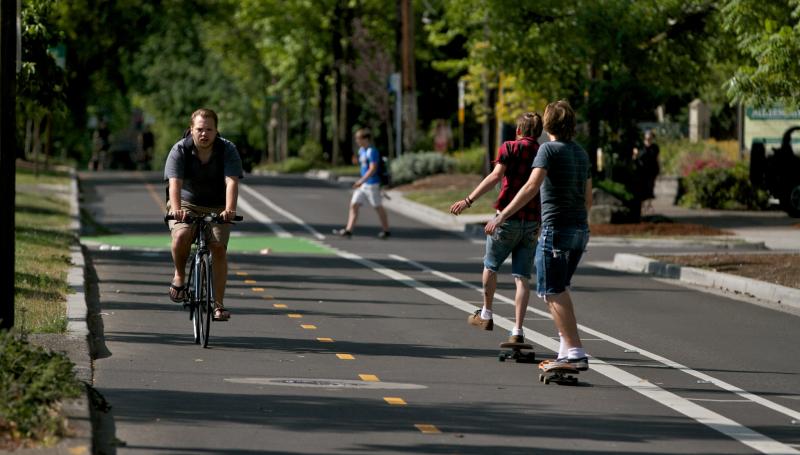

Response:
(535, 224), (589, 296)
(483, 218), (538, 279)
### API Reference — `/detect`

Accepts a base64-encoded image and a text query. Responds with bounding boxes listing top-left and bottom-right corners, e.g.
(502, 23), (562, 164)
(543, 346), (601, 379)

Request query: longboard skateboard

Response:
(498, 342), (535, 363)
(538, 360), (579, 385)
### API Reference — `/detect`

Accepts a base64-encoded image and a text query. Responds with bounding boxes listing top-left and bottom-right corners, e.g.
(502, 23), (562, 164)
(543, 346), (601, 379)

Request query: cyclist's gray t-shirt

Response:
(164, 136), (243, 207)
(532, 140), (591, 226)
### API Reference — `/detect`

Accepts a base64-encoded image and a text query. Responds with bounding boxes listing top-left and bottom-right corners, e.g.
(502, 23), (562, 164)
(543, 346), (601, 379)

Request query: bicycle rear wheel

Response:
(198, 254), (212, 348)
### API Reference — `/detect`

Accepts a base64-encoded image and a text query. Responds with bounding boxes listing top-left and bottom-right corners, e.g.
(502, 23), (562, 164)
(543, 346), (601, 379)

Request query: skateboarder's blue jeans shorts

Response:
(535, 224), (590, 297)
(483, 218), (538, 279)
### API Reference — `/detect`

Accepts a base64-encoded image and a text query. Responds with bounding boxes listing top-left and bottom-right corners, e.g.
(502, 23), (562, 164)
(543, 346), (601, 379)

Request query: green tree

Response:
(721, 0), (800, 109)
(431, 0), (722, 162)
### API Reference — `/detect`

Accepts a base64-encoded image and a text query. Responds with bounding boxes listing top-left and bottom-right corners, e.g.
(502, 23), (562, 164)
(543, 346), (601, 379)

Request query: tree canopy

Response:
(15, 0), (796, 167)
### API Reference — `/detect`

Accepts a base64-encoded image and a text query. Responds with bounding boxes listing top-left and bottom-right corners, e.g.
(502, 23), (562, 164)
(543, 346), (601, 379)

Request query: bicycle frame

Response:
(165, 212), (241, 347)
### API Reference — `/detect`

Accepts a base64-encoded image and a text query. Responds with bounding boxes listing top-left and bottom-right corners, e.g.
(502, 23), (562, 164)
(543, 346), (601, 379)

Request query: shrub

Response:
(452, 146), (485, 174)
(595, 179), (634, 202)
(280, 157), (314, 173)
(390, 151), (456, 185)
(679, 162), (769, 210)
(298, 140), (325, 167)
(0, 331), (82, 447)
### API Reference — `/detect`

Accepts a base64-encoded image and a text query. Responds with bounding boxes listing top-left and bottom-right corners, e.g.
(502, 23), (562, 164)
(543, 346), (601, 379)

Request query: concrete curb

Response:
(51, 170), (93, 454)
(612, 253), (800, 311)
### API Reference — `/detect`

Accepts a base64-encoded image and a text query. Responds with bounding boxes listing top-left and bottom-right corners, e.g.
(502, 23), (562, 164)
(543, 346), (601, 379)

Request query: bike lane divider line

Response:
(237, 194), (292, 238)
(240, 183), (325, 240)
(391, 254), (800, 423)
(339, 253), (796, 454)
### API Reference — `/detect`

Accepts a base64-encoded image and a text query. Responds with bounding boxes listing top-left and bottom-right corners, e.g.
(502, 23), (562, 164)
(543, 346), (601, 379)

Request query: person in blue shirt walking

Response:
(333, 129), (391, 239)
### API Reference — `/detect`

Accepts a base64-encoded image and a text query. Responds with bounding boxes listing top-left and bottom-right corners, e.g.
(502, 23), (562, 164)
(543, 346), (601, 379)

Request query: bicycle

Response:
(164, 212), (242, 348)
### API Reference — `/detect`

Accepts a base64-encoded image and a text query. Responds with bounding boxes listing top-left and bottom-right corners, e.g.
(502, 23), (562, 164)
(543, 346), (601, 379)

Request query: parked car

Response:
(750, 126), (800, 217)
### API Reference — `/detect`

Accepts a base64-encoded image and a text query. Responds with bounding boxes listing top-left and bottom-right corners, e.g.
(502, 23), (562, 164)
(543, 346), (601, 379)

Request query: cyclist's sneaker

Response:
(507, 334), (524, 344)
(550, 356), (589, 371)
(377, 230), (391, 239)
(467, 309), (493, 330)
(332, 228), (352, 238)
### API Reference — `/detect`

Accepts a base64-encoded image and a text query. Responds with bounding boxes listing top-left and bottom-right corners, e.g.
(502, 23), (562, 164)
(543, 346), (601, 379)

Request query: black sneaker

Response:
(377, 231), (390, 239)
(332, 228), (352, 238)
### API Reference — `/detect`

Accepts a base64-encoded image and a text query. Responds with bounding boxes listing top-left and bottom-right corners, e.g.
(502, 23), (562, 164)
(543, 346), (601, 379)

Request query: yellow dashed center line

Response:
(414, 424), (440, 434)
(317, 337), (334, 342)
(273, 303), (287, 308)
(244, 279), (256, 284)
(251, 287), (265, 292)
(359, 374), (379, 382)
(262, 295), (274, 300)
(300, 324), (316, 330)
(336, 353), (355, 360)
(235, 271), (248, 276)
(287, 314), (302, 318)
(384, 397), (407, 406)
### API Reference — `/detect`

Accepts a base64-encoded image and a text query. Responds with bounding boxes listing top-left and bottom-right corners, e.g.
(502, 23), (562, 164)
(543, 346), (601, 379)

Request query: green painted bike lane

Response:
(83, 234), (335, 255)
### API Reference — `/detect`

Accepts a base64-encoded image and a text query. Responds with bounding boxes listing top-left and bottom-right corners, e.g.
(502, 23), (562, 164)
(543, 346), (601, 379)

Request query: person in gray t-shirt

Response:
(165, 108), (243, 321)
(485, 100), (592, 372)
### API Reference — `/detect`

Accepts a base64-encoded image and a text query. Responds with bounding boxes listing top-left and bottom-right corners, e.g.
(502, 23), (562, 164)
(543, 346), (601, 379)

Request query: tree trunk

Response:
(400, 0), (416, 152)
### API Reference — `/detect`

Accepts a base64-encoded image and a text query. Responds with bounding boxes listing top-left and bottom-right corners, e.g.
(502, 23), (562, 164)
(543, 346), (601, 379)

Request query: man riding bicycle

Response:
(165, 108), (243, 321)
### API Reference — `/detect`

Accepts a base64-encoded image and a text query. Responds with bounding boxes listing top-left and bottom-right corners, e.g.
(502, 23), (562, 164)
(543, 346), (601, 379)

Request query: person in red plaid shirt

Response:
(450, 112), (543, 344)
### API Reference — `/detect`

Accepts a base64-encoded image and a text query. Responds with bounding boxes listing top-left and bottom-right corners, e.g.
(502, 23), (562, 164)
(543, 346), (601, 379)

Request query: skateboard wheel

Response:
(543, 377), (550, 385)
(499, 355), (506, 362)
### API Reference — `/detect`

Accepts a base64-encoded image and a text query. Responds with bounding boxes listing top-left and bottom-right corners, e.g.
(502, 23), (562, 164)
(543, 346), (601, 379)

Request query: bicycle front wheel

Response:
(198, 254), (212, 348)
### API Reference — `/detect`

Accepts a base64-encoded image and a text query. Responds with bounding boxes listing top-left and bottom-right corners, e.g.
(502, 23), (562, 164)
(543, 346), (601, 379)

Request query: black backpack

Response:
(377, 154), (391, 187)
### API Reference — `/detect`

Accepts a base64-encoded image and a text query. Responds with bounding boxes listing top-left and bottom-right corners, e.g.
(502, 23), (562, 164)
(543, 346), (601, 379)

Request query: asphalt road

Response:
(79, 171), (800, 455)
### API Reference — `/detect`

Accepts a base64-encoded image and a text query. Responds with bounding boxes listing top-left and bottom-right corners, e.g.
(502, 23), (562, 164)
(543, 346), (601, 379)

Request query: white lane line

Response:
(240, 184), (326, 240)
(384, 254), (797, 455)
(236, 195), (798, 454)
(237, 196), (292, 238)
(390, 254), (800, 423)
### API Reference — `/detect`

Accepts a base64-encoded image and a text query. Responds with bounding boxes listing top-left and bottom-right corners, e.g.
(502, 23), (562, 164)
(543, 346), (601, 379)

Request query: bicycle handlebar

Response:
(164, 213), (243, 223)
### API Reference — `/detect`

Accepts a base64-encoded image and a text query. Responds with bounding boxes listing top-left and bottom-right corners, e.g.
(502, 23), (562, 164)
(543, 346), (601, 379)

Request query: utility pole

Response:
(0, 0), (18, 329)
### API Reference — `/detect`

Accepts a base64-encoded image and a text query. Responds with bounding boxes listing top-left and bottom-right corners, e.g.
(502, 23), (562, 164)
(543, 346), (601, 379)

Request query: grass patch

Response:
(404, 187), (498, 214)
(14, 168), (73, 333)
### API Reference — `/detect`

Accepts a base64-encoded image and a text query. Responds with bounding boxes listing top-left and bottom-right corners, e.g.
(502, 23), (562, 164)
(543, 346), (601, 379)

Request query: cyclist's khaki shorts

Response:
(167, 200), (232, 246)
(350, 183), (383, 207)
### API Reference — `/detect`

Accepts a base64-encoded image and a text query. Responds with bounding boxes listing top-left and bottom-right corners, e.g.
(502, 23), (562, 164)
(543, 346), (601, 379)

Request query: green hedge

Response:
(389, 151), (456, 185)
(679, 162), (769, 210)
(0, 331), (82, 446)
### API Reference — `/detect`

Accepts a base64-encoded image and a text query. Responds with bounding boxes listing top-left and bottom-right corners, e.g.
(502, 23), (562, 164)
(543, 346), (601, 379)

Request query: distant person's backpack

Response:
(377, 154), (391, 187)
